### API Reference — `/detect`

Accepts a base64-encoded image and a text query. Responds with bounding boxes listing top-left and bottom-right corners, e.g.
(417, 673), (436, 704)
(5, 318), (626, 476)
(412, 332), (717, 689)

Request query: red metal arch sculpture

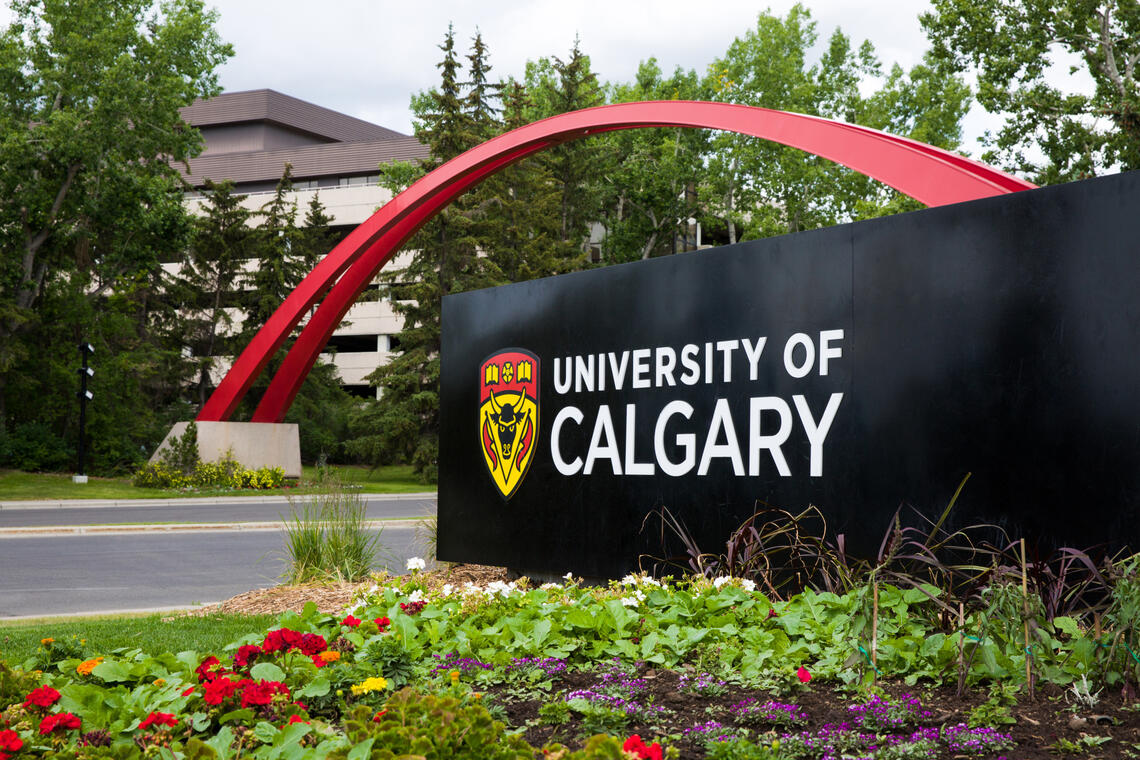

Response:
(197, 100), (1035, 423)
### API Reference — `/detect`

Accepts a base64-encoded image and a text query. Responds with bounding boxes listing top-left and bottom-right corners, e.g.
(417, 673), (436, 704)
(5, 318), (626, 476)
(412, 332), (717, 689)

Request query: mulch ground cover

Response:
(491, 663), (1140, 759)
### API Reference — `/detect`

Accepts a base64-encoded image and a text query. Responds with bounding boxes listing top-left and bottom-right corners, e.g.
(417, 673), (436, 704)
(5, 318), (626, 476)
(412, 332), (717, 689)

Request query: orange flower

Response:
(40, 638), (54, 646)
(77, 657), (103, 676)
(318, 651), (340, 663)
(153, 679), (165, 686)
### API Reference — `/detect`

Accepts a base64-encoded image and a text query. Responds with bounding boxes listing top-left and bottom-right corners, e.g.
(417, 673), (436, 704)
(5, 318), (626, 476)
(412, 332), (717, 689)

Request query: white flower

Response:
(621, 574), (640, 586)
(563, 572), (574, 581)
(407, 589), (424, 603)
(540, 582), (559, 590)
(713, 576), (731, 589)
(406, 557), (426, 572)
(740, 578), (757, 592)
(441, 584), (455, 596)
(621, 588), (646, 607)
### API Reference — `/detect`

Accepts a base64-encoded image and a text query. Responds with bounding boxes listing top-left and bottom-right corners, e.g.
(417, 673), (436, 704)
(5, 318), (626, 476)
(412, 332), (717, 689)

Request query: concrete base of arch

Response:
(151, 421), (301, 479)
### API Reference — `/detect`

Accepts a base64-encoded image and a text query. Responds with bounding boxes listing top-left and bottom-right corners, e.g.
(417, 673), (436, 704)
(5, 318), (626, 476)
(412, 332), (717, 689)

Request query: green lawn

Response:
(0, 465), (434, 501)
(0, 612), (279, 667)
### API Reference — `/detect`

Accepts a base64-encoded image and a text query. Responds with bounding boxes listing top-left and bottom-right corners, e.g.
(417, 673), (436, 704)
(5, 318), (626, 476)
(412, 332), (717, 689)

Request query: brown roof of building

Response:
(181, 89), (408, 142)
(178, 135), (430, 186)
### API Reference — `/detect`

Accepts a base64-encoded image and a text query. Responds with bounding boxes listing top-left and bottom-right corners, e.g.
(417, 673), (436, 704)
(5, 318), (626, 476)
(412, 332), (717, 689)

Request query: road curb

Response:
(0, 519), (419, 538)
(0, 492), (436, 510)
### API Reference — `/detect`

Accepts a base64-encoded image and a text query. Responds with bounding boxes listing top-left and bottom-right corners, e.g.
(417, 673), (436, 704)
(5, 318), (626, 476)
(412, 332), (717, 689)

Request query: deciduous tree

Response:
(922, 0), (1140, 181)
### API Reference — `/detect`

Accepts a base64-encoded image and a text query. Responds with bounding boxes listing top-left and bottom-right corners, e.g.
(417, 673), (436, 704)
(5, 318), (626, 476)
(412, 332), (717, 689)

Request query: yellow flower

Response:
(153, 678), (165, 686)
(318, 651), (340, 663)
(350, 676), (388, 695)
(41, 638), (54, 645)
(77, 656), (103, 675)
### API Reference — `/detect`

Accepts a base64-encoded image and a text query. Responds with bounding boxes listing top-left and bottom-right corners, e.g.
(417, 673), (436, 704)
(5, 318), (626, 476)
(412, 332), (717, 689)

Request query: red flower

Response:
(796, 666), (812, 683)
(399, 601), (426, 615)
(138, 712), (178, 730)
(299, 633), (326, 656)
(0, 730), (22, 753)
(311, 655), (328, 668)
(287, 715), (309, 725)
(195, 656), (230, 682)
(204, 677), (241, 706)
(622, 734), (663, 760)
(341, 615), (361, 628)
(39, 713), (81, 735)
(767, 607), (778, 619)
(182, 686), (197, 697)
(262, 629), (301, 653)
(23, 685), (61, 710)
(240, 680), (290, 708)
(374, 616), (391, 630)
(233, 644), (263, 669)
(372, 710), (388, 723)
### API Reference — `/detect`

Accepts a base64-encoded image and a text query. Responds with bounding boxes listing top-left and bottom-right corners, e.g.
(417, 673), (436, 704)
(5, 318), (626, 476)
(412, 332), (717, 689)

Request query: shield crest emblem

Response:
(479, 349), (539, 500)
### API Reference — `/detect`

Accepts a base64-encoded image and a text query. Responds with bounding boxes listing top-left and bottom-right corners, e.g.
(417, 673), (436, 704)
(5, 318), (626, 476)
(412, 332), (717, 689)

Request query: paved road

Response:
(0, 494), (436, 528)
(0, 525), (420, 619)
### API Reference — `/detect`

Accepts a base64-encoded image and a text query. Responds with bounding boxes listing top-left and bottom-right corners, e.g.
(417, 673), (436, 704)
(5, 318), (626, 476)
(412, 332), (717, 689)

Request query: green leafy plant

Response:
(332, 691), (534, 760)
(283, 487), (382, 583)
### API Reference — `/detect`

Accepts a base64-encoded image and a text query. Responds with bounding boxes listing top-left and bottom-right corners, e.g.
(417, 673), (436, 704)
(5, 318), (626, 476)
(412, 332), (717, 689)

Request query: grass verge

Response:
(0, 612), (278, 665)
(0, 465), (433, 501)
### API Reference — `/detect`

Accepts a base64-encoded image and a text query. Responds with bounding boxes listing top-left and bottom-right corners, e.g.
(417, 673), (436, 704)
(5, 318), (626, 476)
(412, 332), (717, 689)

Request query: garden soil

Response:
(191, 565), (1140, 758)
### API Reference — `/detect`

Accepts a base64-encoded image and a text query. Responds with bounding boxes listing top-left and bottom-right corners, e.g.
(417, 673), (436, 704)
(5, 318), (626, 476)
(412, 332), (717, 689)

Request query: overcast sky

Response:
(204, 0), (1000, 150)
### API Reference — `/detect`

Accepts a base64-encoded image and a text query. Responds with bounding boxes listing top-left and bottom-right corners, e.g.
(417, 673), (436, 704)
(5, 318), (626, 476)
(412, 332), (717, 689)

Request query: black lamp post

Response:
(75, 342), (94, 484)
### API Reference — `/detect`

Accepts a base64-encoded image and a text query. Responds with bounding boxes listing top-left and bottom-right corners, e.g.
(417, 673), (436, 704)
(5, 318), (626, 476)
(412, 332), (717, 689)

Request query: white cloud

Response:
(207, 0), (937, 135)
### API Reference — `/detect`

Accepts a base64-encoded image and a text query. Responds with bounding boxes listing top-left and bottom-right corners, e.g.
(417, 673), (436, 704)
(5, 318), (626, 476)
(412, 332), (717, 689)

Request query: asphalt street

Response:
(0, 494), (435, 618)
(0, 526), (419, 618)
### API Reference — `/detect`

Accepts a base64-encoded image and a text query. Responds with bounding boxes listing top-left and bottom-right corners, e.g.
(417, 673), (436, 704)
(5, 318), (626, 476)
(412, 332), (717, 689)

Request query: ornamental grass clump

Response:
(283, 487), (381, 583)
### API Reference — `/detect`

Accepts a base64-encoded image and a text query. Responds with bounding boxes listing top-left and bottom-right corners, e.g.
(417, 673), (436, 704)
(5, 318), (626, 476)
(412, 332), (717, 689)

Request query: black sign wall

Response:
(438, 172), (1140, 579)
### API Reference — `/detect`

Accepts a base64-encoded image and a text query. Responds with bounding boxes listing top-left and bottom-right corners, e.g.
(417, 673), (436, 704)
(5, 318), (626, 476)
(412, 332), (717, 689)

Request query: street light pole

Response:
(74, 342), (94, 484)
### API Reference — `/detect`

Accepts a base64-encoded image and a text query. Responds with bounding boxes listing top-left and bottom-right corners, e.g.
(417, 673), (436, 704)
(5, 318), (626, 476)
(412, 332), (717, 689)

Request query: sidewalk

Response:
(0, 491), (436, 510)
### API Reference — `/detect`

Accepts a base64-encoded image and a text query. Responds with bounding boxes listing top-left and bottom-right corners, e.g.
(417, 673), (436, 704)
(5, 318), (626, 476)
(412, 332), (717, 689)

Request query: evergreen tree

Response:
(296, 193), (336, 270)
(175, 180), (255, 409)
(247, 164), (305, 335)
(348, 27), (503, 481)
(483, 81), (583, 281)
(525, 39), (608, 246)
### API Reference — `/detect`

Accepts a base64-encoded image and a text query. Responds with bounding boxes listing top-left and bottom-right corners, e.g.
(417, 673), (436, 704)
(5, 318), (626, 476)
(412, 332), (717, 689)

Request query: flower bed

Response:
(1, 567), (1138, 759)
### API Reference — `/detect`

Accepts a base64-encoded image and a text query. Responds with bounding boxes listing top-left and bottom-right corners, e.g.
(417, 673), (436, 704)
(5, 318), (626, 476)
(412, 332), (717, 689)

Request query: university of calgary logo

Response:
(479, 349), (539, 500)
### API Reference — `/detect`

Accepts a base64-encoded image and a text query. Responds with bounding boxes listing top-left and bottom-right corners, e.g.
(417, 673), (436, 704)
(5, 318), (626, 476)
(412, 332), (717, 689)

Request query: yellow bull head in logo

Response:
(479, 349), (539, 500)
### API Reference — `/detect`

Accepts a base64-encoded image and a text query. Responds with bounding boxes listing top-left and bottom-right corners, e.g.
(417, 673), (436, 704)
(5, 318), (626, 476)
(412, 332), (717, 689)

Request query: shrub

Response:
(332, 691), (534, 760)
(131, 453), (286, 491)
(2, 421), (72, 472)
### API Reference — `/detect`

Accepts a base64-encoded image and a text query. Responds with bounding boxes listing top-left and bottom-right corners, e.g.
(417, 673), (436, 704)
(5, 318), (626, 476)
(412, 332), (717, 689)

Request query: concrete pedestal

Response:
(152, 421), (302, 478)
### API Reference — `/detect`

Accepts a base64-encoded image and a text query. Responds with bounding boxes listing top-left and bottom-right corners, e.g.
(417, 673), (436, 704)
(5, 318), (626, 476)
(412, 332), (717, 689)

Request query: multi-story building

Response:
(176, 89), (430, 396)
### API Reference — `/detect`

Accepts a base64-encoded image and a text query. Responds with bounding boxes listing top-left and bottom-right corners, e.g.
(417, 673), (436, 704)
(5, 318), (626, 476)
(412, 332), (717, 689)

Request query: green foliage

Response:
(700, 4), (970, 242)
(349, 27), (509, 482)
(0, 421), (72, 472)
(921, 0), (1140, 182)
(967, 683), (1017, 728)
(174, 180), (256, 409)
(0, 0), (231, 467)
(538, 699), (572, 726)
(334, 692), (534, 760)
(283, 487), (381, 583)
(4, 569), (1140, 759)
(131, 453), (285, 491)
(163, 422), (201, 474)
